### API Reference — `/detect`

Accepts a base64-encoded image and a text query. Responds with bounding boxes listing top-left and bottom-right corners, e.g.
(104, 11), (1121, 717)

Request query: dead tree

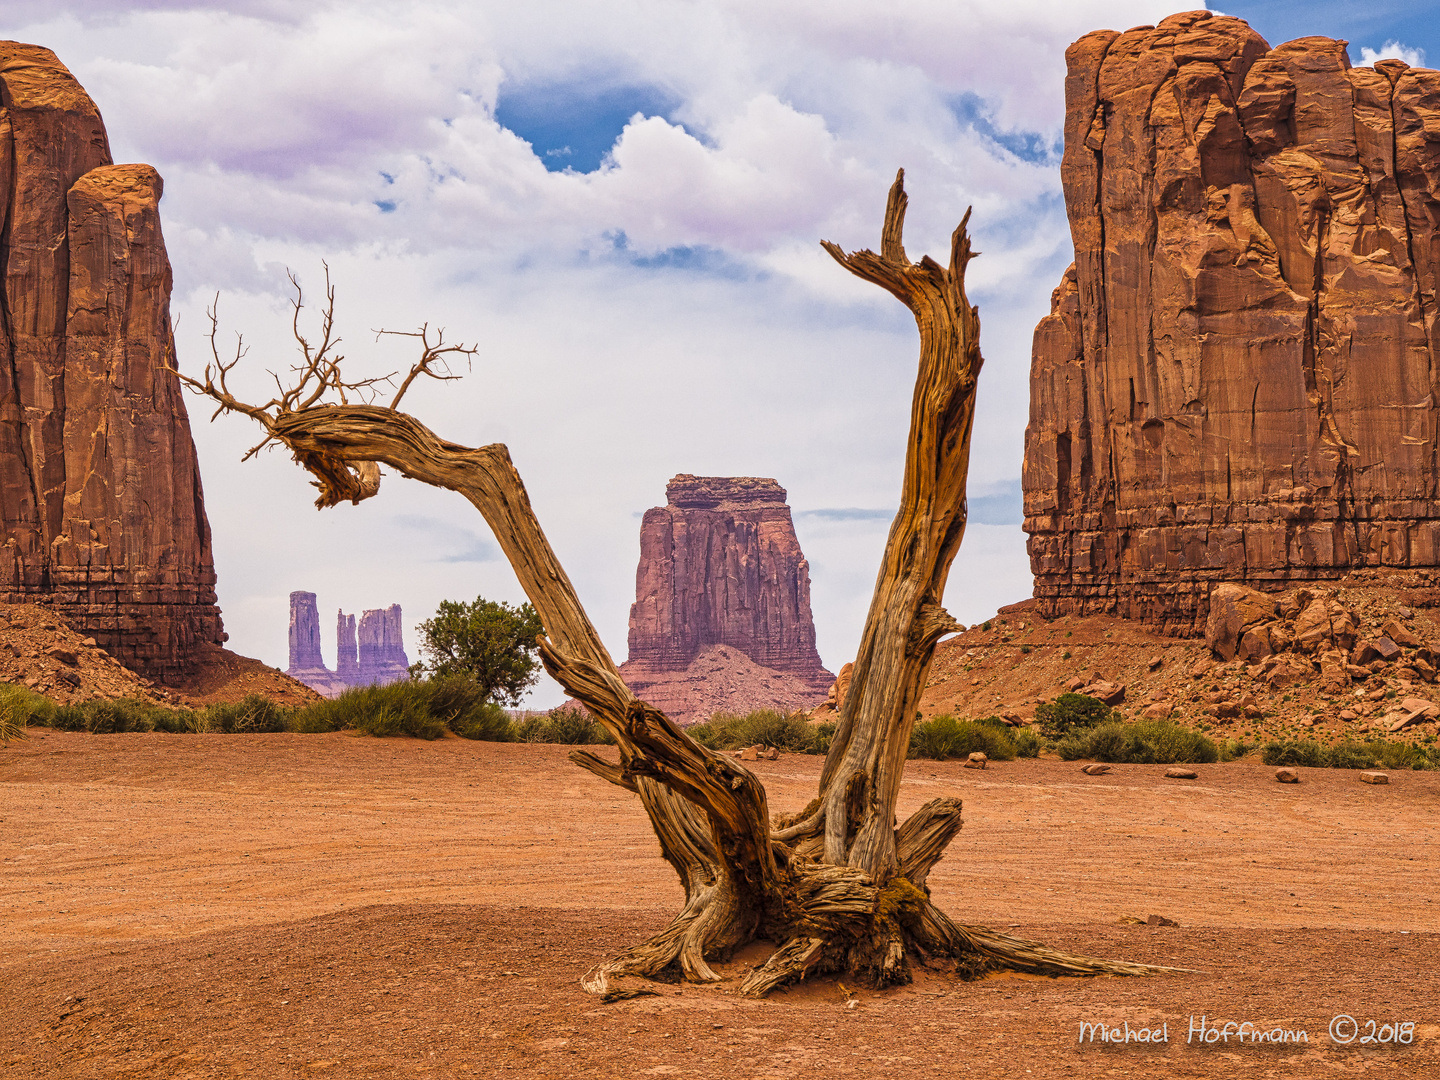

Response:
(178, 172), (1172, 996)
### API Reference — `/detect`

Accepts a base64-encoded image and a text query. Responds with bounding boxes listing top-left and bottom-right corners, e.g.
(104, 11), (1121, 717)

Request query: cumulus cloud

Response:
(0, 0), (1178, 702)
(1359, 40), (1426, 68)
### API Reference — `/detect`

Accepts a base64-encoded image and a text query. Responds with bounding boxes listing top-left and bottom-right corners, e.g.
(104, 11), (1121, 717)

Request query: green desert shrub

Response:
(688, 710), (823, 753)
(1259, 739), (1329, 768)
(1262, 738), (1434, 770)
(50, 704), (87, 731)
(1035, 693), (1114, 739)
(1010, 727), (1042, 758)
(909, 716), (1020, 761)
(203, 693), (294, 734)
(0, 683), (54, 743)
(291, 682), (439, 739)
(1218, 737), (1254, 762)
(1056, 720), (1219, 765)
(448, 701), (516, 741)
(150, 706), (201, 734)
(514, 707), (612, 745)
(80, 697), (178, 734)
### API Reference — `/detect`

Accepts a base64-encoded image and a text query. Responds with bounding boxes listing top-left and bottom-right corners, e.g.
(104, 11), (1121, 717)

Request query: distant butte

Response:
(617, 475), (834, 725)
(286, 591), (410, 698)
(1024, 11), (1440, 631)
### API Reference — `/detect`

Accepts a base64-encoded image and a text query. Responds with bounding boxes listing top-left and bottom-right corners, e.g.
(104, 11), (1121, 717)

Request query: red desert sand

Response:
(1, 731), (1436, 1078)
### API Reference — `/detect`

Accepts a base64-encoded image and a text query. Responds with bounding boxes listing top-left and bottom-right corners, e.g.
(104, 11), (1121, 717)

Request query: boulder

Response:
(1353, 637), (1405, 665)
(1205, 585), (1280, 661)
(1080, 763), (1111, 775)
(1078, 679), (1126, 706)
(1262, 654), (1314, 689)
(1388, 698), (1439, 732)
(1164, 768), (1198, 780)
(1380, 619), (1420, 648)
(1293, 598), (1358, 654)
(1275, 768), (1299, 783)
(1359, 772), (1389, 786)
(963, 752), (988, 770)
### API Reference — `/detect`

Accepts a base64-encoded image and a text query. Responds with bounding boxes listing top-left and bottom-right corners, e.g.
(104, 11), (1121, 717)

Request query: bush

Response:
(1010, 727), (1042, 758)
(909, 716), (1021, 761)
(50, 704), (87, 731)
(448, 701), (516, 741)
(1218, 737), (1254, 762)
(514, 707), (612, 745)
(1, 683), (54, 743)
(82, 697), (175, 734)
(1260, 740), (1329, 768)
(688, 710), (824, 753)
(1261, 738), (1434, 770)
(1056, 721), (1219, 765)
(1035, 693), (1114, 739)
(204, 694), (294, 734)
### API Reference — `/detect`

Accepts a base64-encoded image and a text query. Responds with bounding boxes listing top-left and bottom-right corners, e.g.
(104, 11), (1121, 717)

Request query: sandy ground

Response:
(2, 732), (1437, 1078)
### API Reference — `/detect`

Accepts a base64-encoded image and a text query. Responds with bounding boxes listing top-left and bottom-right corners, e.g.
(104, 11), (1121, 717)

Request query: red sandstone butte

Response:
(619, 475), (833, 724)
(1024, 11), (1440, 633)
(0, 42), (224, 679)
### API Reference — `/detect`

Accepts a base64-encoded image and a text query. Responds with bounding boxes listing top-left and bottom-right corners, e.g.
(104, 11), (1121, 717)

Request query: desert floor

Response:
(1, 731), (1436, 1078)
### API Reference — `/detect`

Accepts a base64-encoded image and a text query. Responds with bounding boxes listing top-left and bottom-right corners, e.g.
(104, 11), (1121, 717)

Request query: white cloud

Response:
(1359, 40), (1426, 69)
(0, 0), (1178, 704)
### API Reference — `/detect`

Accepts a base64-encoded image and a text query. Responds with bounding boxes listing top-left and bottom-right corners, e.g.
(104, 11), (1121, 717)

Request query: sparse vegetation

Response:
(1261, 738), (1434, 770)
(515, 707), (614, 745)
(687, 710), (826, 754)
(0, 683), (51, 745)
(1054, 720), (1220, 765)
(6, 678), (602, 744)
(1034, 693), (1114, 739)
(910, 715), (1022, 760)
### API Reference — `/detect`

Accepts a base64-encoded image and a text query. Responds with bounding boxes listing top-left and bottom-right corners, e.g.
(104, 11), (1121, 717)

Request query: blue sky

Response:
(3, 2), (1431, 705)
(1217, 1), (1436, 64)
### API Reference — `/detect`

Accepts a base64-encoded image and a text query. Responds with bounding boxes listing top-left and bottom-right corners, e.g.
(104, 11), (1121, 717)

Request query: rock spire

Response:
(284, 591), (409, 698)
(0, 42), (225, 679)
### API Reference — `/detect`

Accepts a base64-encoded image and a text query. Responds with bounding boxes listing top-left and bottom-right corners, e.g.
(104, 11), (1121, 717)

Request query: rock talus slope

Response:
(619, 475), (833, 724)
(0, 42), (224, 679)
(1024, 11), (1440, 633)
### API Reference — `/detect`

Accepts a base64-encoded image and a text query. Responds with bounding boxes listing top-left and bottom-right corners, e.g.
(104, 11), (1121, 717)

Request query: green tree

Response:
(415, 597), (544, 706)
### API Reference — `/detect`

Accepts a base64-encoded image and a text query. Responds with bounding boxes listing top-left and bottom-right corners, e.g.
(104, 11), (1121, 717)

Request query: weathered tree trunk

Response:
(180, 172), (1176, 997)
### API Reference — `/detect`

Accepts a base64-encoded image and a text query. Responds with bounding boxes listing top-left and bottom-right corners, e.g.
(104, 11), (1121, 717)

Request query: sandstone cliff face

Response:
(0, 42), (224, 678)
(620, 475), (832, 724)
(1024, 11), (1440, 632)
